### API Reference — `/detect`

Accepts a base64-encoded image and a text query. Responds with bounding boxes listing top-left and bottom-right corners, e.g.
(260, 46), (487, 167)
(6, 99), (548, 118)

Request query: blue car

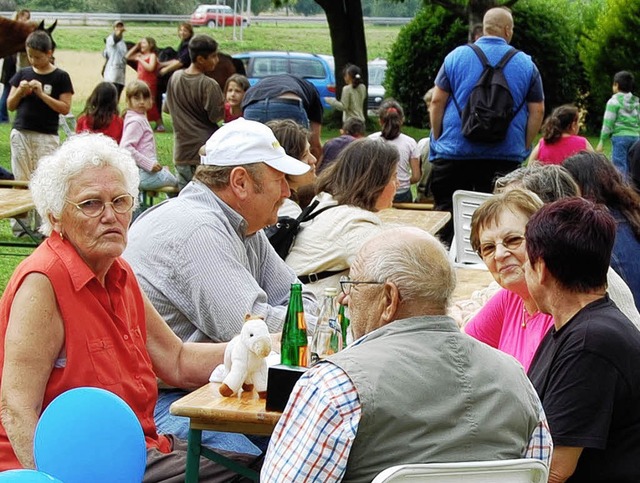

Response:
(232, 51), (336, 109)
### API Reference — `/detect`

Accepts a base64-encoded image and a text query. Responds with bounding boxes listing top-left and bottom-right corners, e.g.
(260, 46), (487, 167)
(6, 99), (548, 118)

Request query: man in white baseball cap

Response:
(124, 119), (317, 457)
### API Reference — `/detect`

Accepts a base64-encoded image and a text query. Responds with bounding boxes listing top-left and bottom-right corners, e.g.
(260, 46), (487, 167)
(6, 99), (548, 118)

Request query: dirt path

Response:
(55, 49), (138, 103)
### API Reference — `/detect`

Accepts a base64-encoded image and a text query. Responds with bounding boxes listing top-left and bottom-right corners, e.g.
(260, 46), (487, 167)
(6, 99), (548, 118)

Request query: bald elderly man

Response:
(429, 7), (545, 243)
(262, 227), (552, 483)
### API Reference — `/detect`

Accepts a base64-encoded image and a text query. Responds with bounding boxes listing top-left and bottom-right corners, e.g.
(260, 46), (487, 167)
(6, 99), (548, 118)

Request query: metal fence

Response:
(0, 11), (410, 26)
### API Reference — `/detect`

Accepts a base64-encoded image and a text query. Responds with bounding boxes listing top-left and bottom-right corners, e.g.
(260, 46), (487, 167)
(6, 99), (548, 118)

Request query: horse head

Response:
(0, 18), (58, 59)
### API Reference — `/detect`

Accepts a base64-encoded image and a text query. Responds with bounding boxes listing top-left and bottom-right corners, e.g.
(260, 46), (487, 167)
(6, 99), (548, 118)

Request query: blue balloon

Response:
(0, 470), (62, 482)
(34, 387), (146, 483)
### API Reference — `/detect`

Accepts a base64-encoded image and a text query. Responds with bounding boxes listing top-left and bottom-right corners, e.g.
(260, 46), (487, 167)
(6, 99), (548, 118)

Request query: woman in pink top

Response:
(464, 189), (553, 371)
(529, 104), (593, 166)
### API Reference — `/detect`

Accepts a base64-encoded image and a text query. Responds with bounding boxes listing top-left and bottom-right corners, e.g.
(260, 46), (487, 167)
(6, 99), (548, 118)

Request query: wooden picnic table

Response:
(0, 188), (34, 220)
(378, 208), (451, 235)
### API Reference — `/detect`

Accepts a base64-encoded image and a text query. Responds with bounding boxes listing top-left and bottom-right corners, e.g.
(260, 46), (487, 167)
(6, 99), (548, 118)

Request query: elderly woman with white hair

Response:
(0, 134), (255, 479)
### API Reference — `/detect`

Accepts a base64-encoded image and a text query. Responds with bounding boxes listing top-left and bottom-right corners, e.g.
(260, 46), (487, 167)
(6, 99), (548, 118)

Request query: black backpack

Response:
(266, 200), (338, 260)
(453, 43), (524, 143)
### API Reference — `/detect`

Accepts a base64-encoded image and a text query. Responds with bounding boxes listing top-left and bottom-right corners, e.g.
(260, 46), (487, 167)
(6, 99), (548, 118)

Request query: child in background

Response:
(597, 71), (640, 175)
(417, 88), (435, 201)
(126, 37), (164, 131)
(7, 30), (73, 236)
(529, 104), (593, 166)
(120, 80), (177, 191)
(76, 82), (124, 143)
(317, 117), (365, 174)
(368, 99), (421, 202)
(224, 74), (249, 123)
(325, 64), (366, 122)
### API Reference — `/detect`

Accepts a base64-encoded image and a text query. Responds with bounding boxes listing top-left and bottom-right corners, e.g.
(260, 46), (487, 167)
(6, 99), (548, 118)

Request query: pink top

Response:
(537, 135), (588, 165)
(120, 110), (156, 172)
(465, 288), (554, 371)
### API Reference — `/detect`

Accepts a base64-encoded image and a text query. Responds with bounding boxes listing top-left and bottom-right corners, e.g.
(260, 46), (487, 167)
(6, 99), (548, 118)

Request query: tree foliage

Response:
(387, 0), (585, 127)
(579, 0), (639, 131)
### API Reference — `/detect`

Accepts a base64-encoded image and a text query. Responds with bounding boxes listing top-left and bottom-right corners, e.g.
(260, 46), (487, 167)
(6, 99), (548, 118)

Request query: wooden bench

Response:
(139, 185), (180, 210)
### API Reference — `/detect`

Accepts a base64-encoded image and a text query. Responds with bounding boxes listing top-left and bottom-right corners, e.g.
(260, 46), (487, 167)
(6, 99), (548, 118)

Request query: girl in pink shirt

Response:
(120, 80), (177, 191)
(529, 104), (593, 166)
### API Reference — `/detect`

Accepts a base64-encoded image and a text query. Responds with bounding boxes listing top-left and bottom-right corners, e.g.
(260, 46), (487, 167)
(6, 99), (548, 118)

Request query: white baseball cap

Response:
(200, 118), (310, 176)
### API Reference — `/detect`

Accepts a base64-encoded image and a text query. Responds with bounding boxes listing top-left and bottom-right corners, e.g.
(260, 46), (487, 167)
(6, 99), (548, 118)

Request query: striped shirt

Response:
(262, 335), (553, 482)
(599, 92), (640, 143)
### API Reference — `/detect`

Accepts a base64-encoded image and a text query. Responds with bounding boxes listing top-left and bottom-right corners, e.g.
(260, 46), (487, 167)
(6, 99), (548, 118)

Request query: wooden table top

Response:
(378, 208), (451, 235)
(0, 189), (34, 219)
(170, 382), (282, 436)
(452, 266), (495, 302)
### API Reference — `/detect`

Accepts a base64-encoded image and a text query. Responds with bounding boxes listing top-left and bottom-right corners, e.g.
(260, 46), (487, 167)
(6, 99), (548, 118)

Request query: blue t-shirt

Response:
(431, 36), (544, 163)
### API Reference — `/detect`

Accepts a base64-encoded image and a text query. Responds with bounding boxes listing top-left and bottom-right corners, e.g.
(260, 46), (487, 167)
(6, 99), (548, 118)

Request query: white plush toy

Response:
(219, 315), (272, 398)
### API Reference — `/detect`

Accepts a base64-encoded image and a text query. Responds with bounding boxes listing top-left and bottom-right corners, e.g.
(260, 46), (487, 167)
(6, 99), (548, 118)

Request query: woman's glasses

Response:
(478, 234), (525, 259)
(65, 194), (135, 218)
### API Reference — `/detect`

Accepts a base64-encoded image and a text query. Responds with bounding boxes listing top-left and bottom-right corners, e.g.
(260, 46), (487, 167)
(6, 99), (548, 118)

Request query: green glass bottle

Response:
(281, 283), (309, 367)
(338, 304), (353, 347)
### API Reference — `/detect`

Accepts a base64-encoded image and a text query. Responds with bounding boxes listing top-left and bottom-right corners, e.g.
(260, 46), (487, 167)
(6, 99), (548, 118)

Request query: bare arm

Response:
(526, 101), (545, 150)
(548, 446), (583, 483)
(527, 141), (541, 166)
(429, 86), (449, 140)
(125, 42), (141, 61)
(0, 274), (64, 468)
(159, 59), (185, 77)
(409, 156), (421, 184)
(143, 292), (227, 390)
(139, 53), (158, 73)
(7, 84), (27, 111)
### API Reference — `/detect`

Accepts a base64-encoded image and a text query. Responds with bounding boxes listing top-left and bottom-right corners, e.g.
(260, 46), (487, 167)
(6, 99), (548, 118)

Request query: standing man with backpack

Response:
(429, 7), (544, 244)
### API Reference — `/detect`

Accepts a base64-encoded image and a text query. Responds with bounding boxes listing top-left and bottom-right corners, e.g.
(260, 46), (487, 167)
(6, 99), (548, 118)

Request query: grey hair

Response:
(494, 165), (579, 203)
(30, 133), (139, 236)
(358, 228), (456, 308)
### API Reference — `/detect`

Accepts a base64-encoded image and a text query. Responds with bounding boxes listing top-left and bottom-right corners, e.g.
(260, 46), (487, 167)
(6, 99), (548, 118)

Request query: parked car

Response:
(367, 58), (387, 113)
(233, 51), (336, 108)
(190, 4), (250, 28)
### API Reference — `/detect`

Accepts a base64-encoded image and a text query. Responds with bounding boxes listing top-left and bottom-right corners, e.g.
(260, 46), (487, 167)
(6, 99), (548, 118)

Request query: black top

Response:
(528, 296), (640, 482)
(10, 67), (74, 135)
(241, 74), (323, 123)
(177, 38), (191, 68)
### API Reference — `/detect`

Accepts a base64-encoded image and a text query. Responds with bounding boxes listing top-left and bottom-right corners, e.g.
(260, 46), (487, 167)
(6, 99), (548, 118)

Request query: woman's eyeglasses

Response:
(65, 194), (135, 218)
(339, 276), (384, 295)
(478, 234), (525, 259)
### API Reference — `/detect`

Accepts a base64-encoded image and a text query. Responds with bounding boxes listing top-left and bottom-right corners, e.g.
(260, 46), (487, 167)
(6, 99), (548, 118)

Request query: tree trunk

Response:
(315, 0), (368, 116)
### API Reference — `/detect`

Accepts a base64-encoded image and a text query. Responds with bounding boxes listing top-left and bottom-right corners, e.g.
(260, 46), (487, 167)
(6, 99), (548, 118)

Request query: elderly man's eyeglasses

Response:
(65, 194), (135, 218)
(339, 276), (384, 295)
(478, 234), (525, 259)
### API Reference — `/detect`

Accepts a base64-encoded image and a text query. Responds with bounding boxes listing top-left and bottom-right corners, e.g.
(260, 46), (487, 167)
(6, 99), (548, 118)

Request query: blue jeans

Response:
(394, 188), (413, 203)
(611, 136), (638, 176)
(139, 167), (178, 191)
(154, 389), (264, 456)
(243, 98), (310, 128)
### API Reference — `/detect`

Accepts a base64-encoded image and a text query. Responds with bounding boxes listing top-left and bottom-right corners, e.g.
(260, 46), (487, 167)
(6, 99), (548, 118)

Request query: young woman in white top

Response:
(369, 99), (421, 202)
(286, 138), (399, 298)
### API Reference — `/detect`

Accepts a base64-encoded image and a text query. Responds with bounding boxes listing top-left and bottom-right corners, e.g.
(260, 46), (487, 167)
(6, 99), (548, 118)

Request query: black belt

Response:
(298, 270), (344, 284)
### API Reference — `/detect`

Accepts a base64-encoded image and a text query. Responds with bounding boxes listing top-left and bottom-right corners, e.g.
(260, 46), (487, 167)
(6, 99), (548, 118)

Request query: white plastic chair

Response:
(449, 189), (492, 269)
(372, 458), (548, 483)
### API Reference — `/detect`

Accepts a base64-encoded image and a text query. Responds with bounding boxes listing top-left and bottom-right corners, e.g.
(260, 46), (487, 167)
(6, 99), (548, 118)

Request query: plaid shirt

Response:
(262, 338), (553, 482)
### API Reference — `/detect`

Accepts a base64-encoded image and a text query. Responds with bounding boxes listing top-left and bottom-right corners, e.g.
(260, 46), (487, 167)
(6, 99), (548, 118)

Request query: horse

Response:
(0, 18), (58, 58)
